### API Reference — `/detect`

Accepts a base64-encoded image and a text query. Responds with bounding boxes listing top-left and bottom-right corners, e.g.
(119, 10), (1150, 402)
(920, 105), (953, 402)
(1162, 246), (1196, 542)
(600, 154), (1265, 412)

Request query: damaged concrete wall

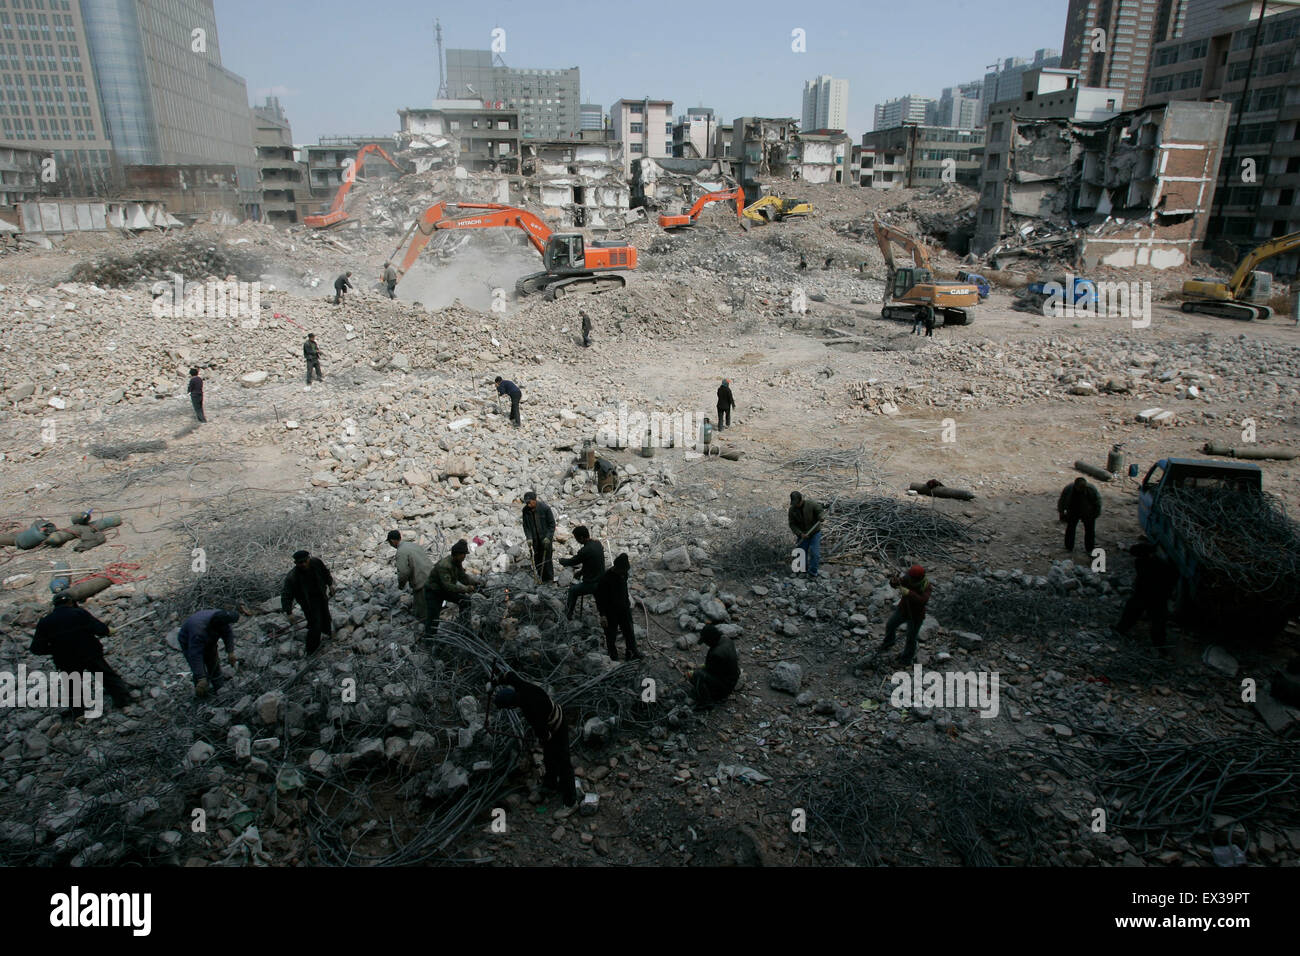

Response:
(632, 158), (730, 210)
(521, 141), (630, 229)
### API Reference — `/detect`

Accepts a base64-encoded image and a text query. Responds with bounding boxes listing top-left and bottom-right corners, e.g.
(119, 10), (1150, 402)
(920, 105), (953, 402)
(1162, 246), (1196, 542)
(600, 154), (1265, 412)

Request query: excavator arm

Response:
(305, 143), (404, 228)
(872, 218), (932, 272)
(1227, 230), (1300, 297)
(658, 187), (745, 229)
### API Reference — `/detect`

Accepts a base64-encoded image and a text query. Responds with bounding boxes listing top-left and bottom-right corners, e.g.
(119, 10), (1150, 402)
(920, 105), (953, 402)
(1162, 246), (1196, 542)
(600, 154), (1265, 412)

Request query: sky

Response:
(214, 0), (1071, 145)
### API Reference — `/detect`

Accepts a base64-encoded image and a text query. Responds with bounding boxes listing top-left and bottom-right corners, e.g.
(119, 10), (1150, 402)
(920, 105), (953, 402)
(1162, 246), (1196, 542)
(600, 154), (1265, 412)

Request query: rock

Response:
(403, 469), (431, 487)
(1202, 645), (1237, 677)
(582, 717), (610, 743)
(768, 661), (803, 694)
(662, 546), (691, 572)
(187, 741), (215, 765)
(390, 353), (410, 370)
(699, 597), (729, 622)
(308, 750), (333, 774)
(579, 792), (600, 816)
(240, 371), (269, 387)
(254, 691), (284, 725)
(953, 631), (984, 650)
(1068, 381), (1097, 396)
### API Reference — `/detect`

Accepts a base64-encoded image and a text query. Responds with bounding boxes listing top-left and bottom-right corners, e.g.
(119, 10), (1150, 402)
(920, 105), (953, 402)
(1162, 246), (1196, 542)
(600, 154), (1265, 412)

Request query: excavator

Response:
(1181, 230), (1300, 321)
(872, 219), (980, 326)
(390, 201), (637, 299)
(658, 187), (745, 230)
(304, 143), (404, 228)
(742, 195), (814, 224)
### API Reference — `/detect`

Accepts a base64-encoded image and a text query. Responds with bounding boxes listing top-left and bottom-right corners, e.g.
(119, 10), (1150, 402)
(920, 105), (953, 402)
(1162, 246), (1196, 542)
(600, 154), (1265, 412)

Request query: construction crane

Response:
(390, 201), (637, 299)
(742, 195), (813, 224)
(304, 144), (404, 229)
(658, 187), (745, 230)
(871, 219), (980, 326)
(1180, 230), (1300, 321)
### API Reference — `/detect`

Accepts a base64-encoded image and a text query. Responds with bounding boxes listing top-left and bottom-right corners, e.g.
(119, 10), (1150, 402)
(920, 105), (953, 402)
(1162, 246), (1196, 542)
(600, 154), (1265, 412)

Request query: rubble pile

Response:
(69, 237), (267, 288)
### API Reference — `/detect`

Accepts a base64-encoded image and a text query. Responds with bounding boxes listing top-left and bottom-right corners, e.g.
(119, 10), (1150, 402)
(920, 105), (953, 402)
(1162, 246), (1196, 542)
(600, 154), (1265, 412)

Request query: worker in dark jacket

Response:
(304, 334), (323, 384)
(580, 310), (592, 348)
(561, 526), (605, 620)
(1058, 476), (1103, 553)
(427, 539), (479, 636)
(1116, 541), (1179, 654)
(595, 552), (640, 661)
(522, 491), (556, 582)
(281, 550), (336, 653)
(178, 608), (240, 697)
(788, 491), (825, 578)
(493, 671), (576, 805)
(875, 565), (932, 666)
(924, 304), (936, 337)
(687, 624), (739, 710)
(716, 379), (736, 430)
(31, 593), (133, 714)
(332, 271), (353, 305)
(187, 367), (206, 423)
(383, 262), (398, 299)
(494, 376), (522, 427)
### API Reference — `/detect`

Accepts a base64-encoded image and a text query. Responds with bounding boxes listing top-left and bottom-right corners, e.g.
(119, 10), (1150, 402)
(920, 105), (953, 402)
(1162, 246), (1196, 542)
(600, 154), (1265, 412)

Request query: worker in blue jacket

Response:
(494, 375), (522, 427)
(178, 608), (240, 697)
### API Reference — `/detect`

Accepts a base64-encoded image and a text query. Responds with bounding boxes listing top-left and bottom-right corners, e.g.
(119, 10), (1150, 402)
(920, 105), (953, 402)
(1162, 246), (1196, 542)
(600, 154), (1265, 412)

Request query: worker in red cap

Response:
(875, 565), (932, 665)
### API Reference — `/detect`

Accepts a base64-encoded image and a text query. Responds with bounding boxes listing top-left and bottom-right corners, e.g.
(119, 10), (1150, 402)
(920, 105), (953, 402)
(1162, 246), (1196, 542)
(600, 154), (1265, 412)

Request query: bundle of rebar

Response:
(822, 494), (979, 566)
(931, 577), (1118, 637)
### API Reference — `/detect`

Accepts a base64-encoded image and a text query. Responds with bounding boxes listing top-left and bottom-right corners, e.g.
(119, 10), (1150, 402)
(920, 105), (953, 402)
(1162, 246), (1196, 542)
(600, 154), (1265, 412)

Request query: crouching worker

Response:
(686, 624), (739, 711)
(179, 608), (240, 698)
(492, 671), (577, 806)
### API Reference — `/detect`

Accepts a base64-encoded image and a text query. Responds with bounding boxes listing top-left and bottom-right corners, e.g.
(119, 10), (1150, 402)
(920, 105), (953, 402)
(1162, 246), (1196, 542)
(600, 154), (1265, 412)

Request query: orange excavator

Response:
(304, 143), (404, 228)
(658, 186), (745, 230)
(390, 201), (637, 299)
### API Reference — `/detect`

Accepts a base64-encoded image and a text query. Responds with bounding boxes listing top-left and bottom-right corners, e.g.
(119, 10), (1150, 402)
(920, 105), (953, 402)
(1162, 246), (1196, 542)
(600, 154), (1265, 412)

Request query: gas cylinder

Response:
(1107, 444), (1125, 475)
(702, 418), (714, 448)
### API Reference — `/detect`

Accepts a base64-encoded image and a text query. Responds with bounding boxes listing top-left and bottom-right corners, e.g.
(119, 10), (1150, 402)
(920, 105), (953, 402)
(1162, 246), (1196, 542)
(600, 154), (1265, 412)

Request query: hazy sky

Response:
(214, 0), (1070, 144)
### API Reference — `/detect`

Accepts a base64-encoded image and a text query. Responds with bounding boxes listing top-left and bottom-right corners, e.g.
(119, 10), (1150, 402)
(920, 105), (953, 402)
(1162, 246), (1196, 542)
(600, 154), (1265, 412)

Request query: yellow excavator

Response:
(872, 219), (980, 326)
(742, 195), (813, 224)
(1181, 230), (1300, 321)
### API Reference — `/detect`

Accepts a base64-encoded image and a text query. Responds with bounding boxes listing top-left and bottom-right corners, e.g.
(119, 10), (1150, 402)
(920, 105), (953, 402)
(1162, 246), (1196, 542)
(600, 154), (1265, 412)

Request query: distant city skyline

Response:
(212, 0), (1070, 144)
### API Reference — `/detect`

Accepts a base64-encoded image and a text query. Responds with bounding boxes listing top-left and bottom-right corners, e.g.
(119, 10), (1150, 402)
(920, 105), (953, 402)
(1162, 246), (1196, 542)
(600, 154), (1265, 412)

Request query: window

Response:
(629, 104), (643, 115)
(986, 152), (999, 169)
(630, 143), (643, 153)
(629, 122), (642, 133)
(981, 208), (993, 225)
(1106, 98), (1117, 110)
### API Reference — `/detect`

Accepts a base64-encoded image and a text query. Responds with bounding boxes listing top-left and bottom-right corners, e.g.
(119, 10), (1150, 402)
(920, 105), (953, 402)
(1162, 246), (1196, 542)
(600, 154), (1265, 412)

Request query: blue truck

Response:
(1138, 457), (1298, 634)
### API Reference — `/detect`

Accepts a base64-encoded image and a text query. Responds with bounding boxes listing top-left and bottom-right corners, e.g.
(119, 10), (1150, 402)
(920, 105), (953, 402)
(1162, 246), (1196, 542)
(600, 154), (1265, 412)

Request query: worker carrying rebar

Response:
(788, 491), (824, 579)
(494, 376), (522, 427)
(31, 592), (135, 715)
(1116, 541), (1179, 657)
(332, 271), (353, 306)
(521, 492), (556, 583)
(492, 670), (577, 805)
(178, 608), (240, 698)
(382, 261), (398, 299)
(686, 624), (739, 711)
(1058, 476), (1102, 554)
(595, 552), (641, 661)
(874, 565), (931, 666)
(387, 530), (436, 631)
(304, 334), (323, 384)
(427, 539), (479, 637)
(561, 525), (605, 621)
(716, 379), (735, 430)
(281, 550), (336, 654)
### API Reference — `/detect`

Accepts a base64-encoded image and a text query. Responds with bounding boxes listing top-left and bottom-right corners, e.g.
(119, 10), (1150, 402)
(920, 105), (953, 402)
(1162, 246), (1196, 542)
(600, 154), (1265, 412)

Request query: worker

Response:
(304, 333), (323, 384)
(428, 539), (479, 636)
(716, 378), (735, 431)
(798, 255), (807, 271)
(824, 256), (833, 271)
(1116, 541), (1179, 656)
(924, 304), (936, 337)
(492, 671), (577, 806)
(561, 525), (605, 621)
(178, 608), (240, 698)
(1058, 476), (1102, 554)
(788, 491), (824, 579)
(521, 492), (556, 583)
(595, 552), (640, 661)
(382, 261), (398, 299)
(686, 624), (739, 711)
(281, 550), (336, 654)
(911, 309), (925, 336)
(31, 593), (134, 715)
(187, 366), (206, 423)
(387, 530), (436, 631)
(332, 271), (353, 306)
(494, 375), (522, 427)
(875, 565), (931, 666)
(580, 310), (592, 348)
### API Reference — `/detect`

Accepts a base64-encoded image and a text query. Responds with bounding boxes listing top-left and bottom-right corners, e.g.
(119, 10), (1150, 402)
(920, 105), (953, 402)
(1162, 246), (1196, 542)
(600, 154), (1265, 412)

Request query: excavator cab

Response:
(543, 233), (585, 273)
(891, 267), (931, 299)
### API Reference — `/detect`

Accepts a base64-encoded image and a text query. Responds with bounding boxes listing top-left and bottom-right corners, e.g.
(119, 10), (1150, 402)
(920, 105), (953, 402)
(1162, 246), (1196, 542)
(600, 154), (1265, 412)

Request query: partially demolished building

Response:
(631, 157), (731, 213)
(975, 97), (1230, 268)
(521, 140), (630, 228)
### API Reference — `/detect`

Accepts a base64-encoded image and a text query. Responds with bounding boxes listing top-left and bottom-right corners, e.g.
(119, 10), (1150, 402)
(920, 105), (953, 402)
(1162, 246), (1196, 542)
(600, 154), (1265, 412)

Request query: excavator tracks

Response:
(1181, 300), (1271, 321)
(515, 271), (626, 300)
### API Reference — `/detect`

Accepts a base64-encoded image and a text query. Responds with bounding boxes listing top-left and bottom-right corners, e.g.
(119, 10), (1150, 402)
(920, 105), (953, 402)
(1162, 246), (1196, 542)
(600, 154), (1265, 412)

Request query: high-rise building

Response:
(873, 95), (934, 130)
(609, 98), (673, 175)
(1061, 0), (1188, 111)
(251, 97), (310, 226)
(982, 50), (1062, 124)
(580, 103), (603, 131)
(935, 82), (984, 128)
(446, 49), (579, 140)
(0, 0), (254, 197)
(802, 74), (849, 130)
